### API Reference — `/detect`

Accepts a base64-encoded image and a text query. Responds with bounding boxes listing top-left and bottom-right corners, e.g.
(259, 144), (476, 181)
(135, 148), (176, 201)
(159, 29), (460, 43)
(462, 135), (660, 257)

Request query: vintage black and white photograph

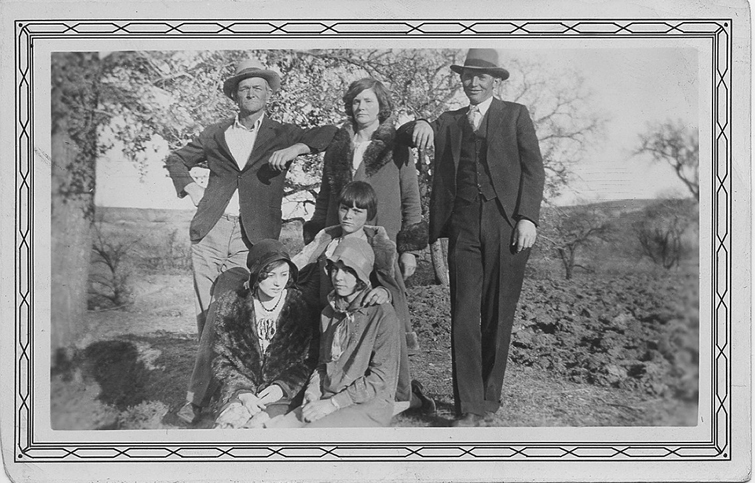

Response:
(1, 2), (750, 482)
(49, 46), (702, 431)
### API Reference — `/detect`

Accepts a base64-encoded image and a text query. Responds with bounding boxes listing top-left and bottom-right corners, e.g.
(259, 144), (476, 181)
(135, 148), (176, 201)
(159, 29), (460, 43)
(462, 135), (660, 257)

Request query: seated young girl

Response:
(293, 181), (398, 310)
(268, 237), (400, 427)
(212, 239), (318, 429)
(292, 181), (435, 416)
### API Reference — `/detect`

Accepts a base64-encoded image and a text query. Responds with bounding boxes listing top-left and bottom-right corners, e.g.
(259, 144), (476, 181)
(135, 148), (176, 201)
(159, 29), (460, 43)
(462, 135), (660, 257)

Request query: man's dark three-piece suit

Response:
(400, 97), (545, 417)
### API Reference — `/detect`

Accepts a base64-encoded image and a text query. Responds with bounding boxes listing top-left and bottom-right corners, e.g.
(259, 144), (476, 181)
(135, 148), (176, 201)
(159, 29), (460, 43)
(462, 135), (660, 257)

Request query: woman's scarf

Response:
(326, 288), (370, 362)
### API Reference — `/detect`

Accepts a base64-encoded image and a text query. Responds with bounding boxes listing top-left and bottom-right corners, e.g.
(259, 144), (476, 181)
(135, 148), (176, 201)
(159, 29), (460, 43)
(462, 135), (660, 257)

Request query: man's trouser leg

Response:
(448, 197), (486, 417)
(187, 214), (249, 407)
(448, 196), (530, 417)
(479, 199), (529, 414)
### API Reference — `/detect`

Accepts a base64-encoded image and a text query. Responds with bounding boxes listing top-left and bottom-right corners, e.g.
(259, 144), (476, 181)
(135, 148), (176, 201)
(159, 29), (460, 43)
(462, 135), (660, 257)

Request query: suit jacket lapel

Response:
(486, 98), (506, 141)
(243, 115), (276, 171)
(213, 118), (236, 169)
(449, 110), (466, 169)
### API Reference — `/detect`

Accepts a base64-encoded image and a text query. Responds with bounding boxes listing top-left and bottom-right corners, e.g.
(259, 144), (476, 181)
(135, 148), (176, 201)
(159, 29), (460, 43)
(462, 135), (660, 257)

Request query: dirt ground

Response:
(52, 255), (699, 430)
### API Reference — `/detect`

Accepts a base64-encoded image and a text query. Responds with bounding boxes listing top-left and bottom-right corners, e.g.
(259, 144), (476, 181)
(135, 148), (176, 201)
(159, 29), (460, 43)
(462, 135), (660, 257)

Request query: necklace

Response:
(256, 290), (285, 313)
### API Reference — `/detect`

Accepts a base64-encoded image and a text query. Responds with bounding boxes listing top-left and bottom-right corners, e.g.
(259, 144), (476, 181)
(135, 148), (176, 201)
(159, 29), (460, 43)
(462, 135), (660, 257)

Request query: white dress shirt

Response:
(223, 114), (264, 216)
(468, 96), (494, 131)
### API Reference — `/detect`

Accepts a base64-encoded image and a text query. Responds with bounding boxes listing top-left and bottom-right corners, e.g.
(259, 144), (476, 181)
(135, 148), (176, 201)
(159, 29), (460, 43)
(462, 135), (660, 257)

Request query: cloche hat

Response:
(326, 237), (375, 287)
(246, 239), (297, 288)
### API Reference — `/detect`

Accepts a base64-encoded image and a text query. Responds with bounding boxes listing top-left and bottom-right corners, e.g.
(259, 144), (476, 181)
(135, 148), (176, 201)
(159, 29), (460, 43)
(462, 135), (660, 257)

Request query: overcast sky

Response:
(514, 47), (699, 205)
(96, 46), (700, 212)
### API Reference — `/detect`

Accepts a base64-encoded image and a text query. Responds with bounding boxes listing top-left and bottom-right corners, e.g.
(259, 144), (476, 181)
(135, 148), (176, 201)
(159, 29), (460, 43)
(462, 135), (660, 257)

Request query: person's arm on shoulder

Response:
(361, 227), (399, 307)
(283, 123), (339, 155)
(267, 123), (337, 172)
(396, 119), (436, 152)
(268, 143), (312, 172)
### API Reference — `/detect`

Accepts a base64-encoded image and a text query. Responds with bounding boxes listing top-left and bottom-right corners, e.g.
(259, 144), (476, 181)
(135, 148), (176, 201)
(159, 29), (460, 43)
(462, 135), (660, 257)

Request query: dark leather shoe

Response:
(451, 413), (484, 427)
(411, 380), (437, 416)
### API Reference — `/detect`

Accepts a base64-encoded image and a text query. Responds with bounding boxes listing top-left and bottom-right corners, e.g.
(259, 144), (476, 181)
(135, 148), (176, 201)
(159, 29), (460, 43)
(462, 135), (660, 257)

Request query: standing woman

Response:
(212, 239), (318, 429)
(303, 78), (428, 355)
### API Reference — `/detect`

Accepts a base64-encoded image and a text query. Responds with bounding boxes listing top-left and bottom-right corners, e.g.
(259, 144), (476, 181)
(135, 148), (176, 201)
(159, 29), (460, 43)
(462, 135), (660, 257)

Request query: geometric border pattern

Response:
(15, 18), (732, 462)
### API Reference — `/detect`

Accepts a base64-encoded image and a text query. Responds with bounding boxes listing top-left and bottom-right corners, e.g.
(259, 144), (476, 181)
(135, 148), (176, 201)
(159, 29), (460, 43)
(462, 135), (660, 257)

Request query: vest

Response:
(456, 112), (497, 202)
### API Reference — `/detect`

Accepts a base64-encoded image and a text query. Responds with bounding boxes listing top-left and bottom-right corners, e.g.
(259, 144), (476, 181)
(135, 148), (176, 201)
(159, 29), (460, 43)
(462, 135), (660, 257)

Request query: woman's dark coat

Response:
(303, 119), (428, 253)
(212, 287), (318, 404)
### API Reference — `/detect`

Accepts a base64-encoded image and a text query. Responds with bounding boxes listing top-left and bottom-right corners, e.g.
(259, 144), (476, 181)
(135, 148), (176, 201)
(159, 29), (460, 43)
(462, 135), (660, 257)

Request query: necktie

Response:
(467, 105), (480, 131)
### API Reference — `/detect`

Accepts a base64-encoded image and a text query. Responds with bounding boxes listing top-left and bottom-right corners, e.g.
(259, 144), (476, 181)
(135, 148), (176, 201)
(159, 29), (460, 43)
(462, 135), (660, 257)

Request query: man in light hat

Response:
(398, 48), (545, 426)
(164, 59), (337, 425)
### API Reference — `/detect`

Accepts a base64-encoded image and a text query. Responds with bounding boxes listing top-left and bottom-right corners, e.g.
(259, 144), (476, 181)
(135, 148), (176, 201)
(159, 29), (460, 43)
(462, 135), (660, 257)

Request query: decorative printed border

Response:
(15, 19), (732, 462)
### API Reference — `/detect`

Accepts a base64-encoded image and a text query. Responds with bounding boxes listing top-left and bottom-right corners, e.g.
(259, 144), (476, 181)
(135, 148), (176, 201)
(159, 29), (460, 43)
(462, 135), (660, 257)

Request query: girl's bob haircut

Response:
(338, 181), (378, 221)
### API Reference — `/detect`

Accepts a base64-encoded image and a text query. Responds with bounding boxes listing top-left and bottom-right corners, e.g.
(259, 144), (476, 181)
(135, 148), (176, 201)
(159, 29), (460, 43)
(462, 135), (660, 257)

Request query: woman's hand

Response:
(237, 392), (265, 416)
(301, 399), (338, 423)
(214, 401), (251, 429)
(257, 384), (284, 406)
(360, 286), (390, 307)
(399, 252), (417, 278)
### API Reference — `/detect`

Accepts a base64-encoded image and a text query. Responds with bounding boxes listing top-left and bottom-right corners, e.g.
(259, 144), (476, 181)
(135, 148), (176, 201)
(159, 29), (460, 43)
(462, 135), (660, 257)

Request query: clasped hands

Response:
(214, 384), (283, 429)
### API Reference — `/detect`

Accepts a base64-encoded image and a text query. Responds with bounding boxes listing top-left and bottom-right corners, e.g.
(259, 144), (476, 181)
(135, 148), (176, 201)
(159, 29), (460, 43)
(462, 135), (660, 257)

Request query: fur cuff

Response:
(396, 220), (429, 253)
(303, 219), (325, 245)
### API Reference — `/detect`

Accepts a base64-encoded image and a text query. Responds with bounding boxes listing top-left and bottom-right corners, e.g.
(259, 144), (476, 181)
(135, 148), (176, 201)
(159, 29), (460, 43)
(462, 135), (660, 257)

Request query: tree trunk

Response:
(566, 247), (576, 280)
(50, 52), (100, 364)
(431, 238), (449, 286)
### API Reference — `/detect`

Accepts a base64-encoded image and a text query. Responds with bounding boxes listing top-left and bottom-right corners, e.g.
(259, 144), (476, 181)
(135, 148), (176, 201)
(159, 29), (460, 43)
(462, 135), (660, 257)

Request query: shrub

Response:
(88, 222), (138, 308)
(633, 199), (697, 269)
(138, 228), (192, 272)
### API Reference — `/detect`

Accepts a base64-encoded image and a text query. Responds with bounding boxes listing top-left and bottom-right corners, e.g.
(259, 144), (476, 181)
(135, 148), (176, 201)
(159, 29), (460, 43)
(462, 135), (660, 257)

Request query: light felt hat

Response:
(450, 48), (510, 80)
(327, 237), (375, 287)
(222, 59), (281, 98)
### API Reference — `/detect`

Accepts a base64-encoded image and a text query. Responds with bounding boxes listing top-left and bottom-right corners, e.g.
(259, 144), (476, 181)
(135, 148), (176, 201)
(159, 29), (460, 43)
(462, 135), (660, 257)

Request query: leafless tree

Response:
(539, 205), (615, 279)
(635, 120), (699, 201)
(89, 223), (140, 307)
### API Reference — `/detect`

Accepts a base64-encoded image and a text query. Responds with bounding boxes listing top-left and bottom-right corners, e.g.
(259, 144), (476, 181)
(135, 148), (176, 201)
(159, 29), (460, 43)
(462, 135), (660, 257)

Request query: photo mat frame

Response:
(2, 4), (750, 482)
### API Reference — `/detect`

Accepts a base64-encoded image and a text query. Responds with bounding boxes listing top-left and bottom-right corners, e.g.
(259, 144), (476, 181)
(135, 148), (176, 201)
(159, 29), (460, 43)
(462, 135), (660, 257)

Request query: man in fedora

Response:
(398, 48), (545, 426)
(164, 59), (336, 425)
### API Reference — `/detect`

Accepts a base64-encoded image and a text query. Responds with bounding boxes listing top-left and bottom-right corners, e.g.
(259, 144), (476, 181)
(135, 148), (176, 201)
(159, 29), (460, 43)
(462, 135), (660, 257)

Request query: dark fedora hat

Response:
(222, 59), (281, 99)
(450, 48), (510, 80)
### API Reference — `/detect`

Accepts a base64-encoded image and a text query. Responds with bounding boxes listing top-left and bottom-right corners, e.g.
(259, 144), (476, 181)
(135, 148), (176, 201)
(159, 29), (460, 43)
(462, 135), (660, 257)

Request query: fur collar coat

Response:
(211, 286), (318, 405)
(304, 119), (428, 253)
